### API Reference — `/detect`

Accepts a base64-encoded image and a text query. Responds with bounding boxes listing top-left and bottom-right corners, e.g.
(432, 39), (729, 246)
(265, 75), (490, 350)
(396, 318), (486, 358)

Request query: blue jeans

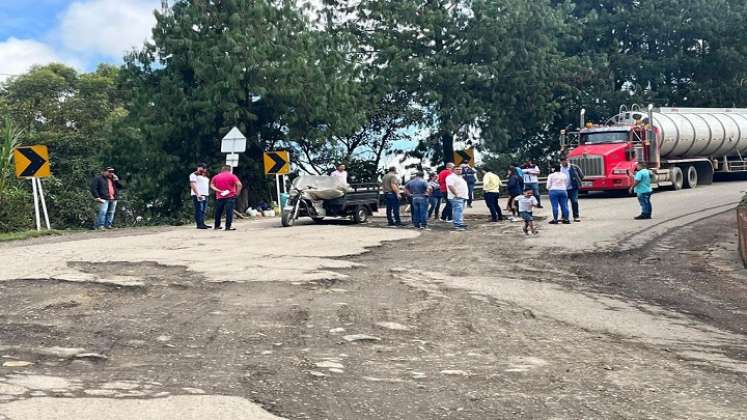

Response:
(467, 182), (475, 206)
(214, 198), (236, 229)
(548, 190), (569, 222)
(525, 182), (541, 206)
(95, 199), (117, 228)
(192, 196), (208, 227)
(449, 198), (466, 228)
(411, 196), (428, 227)
(385, 192), (401, 225)
(637, 192), (652, 217)
(484, 192), (502, 222)
(567, 188), (580, 219)
(428, 194), (442, 219)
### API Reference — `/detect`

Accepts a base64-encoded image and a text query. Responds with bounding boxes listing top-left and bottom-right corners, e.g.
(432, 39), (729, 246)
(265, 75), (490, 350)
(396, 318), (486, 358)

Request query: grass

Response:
(0, 229), (62, 242)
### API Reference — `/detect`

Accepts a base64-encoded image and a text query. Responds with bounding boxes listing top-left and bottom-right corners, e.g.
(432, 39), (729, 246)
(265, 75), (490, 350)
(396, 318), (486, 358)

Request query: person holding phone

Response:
(210, 166), (242, 231)
(189, 162), (211, 229)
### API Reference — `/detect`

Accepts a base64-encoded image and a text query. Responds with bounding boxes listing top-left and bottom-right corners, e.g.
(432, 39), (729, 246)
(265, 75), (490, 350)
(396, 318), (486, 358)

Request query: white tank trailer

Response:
(569, 106), (747, 191)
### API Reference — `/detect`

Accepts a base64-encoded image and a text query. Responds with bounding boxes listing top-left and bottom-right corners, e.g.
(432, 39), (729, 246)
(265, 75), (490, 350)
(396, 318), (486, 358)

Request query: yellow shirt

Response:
(482, 172), (501, 193)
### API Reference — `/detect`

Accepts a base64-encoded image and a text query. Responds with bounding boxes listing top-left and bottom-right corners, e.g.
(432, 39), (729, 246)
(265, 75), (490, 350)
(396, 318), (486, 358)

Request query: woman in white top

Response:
(546, 167), (570, 224)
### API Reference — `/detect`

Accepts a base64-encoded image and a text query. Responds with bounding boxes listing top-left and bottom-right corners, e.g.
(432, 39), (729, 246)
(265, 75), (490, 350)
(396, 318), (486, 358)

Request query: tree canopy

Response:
(1, 0), (746, 231)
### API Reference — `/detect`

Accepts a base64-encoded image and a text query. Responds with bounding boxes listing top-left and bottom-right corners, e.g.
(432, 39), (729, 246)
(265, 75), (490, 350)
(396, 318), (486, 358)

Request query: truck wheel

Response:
(684, 165), (698, 188)
(671, 166), (684, 190)
(281, 209), (295, 227)
(352, 206), (369, 224)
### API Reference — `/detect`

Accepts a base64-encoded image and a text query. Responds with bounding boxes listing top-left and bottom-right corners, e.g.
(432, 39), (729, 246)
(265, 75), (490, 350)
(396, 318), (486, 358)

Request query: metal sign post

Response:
(220, 127), (247, 173)
(14, 145), (52, 230)
(35, 178), (51, 230)
(263, 151), (291, 207)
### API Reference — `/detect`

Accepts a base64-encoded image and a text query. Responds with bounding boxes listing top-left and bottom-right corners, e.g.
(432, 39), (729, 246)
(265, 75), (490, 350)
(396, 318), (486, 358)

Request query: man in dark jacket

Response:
(560, 157), (584, 222)
(90, 166), (123, 230)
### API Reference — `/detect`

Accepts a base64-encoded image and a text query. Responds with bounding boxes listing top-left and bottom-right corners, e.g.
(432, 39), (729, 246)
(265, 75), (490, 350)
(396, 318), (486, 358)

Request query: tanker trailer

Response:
(563, 105), (747, 192)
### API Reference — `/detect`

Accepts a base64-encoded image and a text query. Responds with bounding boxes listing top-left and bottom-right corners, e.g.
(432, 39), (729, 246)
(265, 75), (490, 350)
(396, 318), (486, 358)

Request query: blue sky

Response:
(0, 0), (159, 78)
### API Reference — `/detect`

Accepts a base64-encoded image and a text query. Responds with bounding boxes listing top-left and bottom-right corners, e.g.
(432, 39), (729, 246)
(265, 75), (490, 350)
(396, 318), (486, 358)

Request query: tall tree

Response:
(348, 0), (568, 163)
(121, 0), (362, 212)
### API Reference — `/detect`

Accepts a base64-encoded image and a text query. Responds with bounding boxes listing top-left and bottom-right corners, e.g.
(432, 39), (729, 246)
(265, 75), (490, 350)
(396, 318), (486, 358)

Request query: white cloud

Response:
(58, 0), (158, 58)
(0, 37), (78, 81)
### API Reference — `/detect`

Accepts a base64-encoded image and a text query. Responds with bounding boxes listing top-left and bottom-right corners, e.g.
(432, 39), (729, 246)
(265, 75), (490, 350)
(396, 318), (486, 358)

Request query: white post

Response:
(31, 177), (41, 231)
(275, 174), (281, 206)
(36, 178), (51, 230)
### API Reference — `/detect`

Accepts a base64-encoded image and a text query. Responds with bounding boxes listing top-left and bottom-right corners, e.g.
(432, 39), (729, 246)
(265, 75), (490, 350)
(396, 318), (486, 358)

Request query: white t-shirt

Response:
(445, 173), (468, 199)
(189, 173), (210, 196)
(331, 170), (348, 183)
(515, 195), (538, 212)
(523, 165), (540, 184)
(546, 172), (569, 191)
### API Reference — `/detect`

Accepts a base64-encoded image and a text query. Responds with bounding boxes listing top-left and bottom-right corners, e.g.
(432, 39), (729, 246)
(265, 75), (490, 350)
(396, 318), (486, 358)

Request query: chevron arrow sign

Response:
(14, 145), (51, 178)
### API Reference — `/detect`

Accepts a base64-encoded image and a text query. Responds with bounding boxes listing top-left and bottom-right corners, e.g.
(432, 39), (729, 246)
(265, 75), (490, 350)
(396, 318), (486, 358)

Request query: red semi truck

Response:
(562, 105), (747, 192)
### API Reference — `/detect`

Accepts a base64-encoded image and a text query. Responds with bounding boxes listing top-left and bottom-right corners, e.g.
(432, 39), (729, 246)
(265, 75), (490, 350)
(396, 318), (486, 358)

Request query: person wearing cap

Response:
(189, 163), (211, 229)
(381, 166), (403, 227)
(90, 166), (123, 230)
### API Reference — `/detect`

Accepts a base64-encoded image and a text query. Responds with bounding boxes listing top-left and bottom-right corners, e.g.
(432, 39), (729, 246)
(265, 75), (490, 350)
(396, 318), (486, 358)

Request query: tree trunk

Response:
(442, 131), (454, 165)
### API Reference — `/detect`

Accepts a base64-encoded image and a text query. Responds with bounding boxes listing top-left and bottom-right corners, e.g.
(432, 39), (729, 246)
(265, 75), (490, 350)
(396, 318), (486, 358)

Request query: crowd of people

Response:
(383, 158), (655, 234)
(89, 158), (654, 232)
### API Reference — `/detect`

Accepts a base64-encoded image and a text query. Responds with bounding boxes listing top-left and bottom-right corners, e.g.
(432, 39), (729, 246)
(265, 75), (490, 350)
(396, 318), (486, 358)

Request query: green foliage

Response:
(0, 186), (33, 232)
(0, 116), (23, 193)
(0, 229), (61, 242)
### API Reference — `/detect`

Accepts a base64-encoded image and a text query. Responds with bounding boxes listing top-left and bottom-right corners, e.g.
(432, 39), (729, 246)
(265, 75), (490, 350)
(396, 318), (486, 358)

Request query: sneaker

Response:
(562, 220), (571, 225)
(197, 225), (209, 230)
(573, 218), (581, 222)
(214, 226), (221, 230)
(225, 227), (236, 231)
(548, 220), (558, 225)
(537, 205), (544, 209)
(201, 225), (212, 229)
(523, 228), (529, 235)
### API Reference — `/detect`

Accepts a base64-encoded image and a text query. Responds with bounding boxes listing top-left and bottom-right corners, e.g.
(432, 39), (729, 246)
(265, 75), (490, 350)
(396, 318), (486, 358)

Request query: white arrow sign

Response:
(221, 127), (247, 153)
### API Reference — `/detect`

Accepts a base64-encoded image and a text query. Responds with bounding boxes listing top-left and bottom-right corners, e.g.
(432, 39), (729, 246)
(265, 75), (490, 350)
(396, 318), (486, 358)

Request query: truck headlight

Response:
(612, 169), (629, 175)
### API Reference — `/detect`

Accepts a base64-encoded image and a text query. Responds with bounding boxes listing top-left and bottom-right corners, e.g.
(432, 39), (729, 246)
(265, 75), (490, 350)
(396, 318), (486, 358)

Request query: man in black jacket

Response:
(90, 166), (123, 230)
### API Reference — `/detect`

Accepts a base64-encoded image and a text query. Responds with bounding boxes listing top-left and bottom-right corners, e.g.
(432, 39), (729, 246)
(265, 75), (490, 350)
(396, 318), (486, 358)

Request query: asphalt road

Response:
(1, 180), (746, 419)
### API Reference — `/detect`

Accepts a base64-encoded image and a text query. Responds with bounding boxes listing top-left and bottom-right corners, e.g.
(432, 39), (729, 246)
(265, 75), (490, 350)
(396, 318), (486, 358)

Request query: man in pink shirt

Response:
(210, 166), (243, 230)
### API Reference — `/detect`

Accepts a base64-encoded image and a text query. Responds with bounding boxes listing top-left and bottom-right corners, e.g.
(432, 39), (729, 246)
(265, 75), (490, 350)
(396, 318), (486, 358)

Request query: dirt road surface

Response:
(1, 181), (746, 419)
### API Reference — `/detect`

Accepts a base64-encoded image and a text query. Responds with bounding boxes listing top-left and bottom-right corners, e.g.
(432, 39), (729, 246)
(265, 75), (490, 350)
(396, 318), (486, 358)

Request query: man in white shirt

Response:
(522, 160), (542, 208)
(189, 163), (211, 229)
(330, 164), (348, 184)
(446, 166), (469, 230)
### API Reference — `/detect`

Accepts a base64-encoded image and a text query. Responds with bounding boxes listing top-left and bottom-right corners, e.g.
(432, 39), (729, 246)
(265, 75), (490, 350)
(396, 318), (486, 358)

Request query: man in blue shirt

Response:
(405, 171), (430, 230)
(629, 162), (653, 220)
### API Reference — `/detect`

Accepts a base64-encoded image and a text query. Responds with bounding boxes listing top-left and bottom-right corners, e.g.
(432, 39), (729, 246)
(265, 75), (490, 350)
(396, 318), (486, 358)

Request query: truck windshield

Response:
(583, 131), (628, 144)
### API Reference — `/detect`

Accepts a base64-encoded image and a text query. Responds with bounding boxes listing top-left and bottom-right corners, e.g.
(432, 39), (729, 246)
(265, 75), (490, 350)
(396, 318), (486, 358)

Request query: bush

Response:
(0, 186), (34, 232)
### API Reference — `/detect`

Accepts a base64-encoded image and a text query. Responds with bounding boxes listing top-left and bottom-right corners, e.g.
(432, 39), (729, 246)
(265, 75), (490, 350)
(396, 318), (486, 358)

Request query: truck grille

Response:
(570, 155), (604, 177)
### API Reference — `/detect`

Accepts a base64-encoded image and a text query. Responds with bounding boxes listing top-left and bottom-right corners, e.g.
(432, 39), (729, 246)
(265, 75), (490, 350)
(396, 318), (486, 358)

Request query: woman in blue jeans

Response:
(546, 168), (570, 224)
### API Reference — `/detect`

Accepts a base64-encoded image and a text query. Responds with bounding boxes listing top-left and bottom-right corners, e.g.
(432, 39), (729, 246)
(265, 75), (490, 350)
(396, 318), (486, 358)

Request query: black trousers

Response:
(214, 198), (236, 228)
(484, 192), (502, 222)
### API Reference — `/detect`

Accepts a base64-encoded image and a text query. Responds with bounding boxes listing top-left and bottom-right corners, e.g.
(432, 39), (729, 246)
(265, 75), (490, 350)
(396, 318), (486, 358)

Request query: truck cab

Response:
(566, 111), (650, 191)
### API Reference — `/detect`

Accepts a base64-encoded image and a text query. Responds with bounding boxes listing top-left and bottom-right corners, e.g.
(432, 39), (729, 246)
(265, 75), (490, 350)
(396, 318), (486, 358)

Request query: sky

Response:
(0, 0), (160, 79)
